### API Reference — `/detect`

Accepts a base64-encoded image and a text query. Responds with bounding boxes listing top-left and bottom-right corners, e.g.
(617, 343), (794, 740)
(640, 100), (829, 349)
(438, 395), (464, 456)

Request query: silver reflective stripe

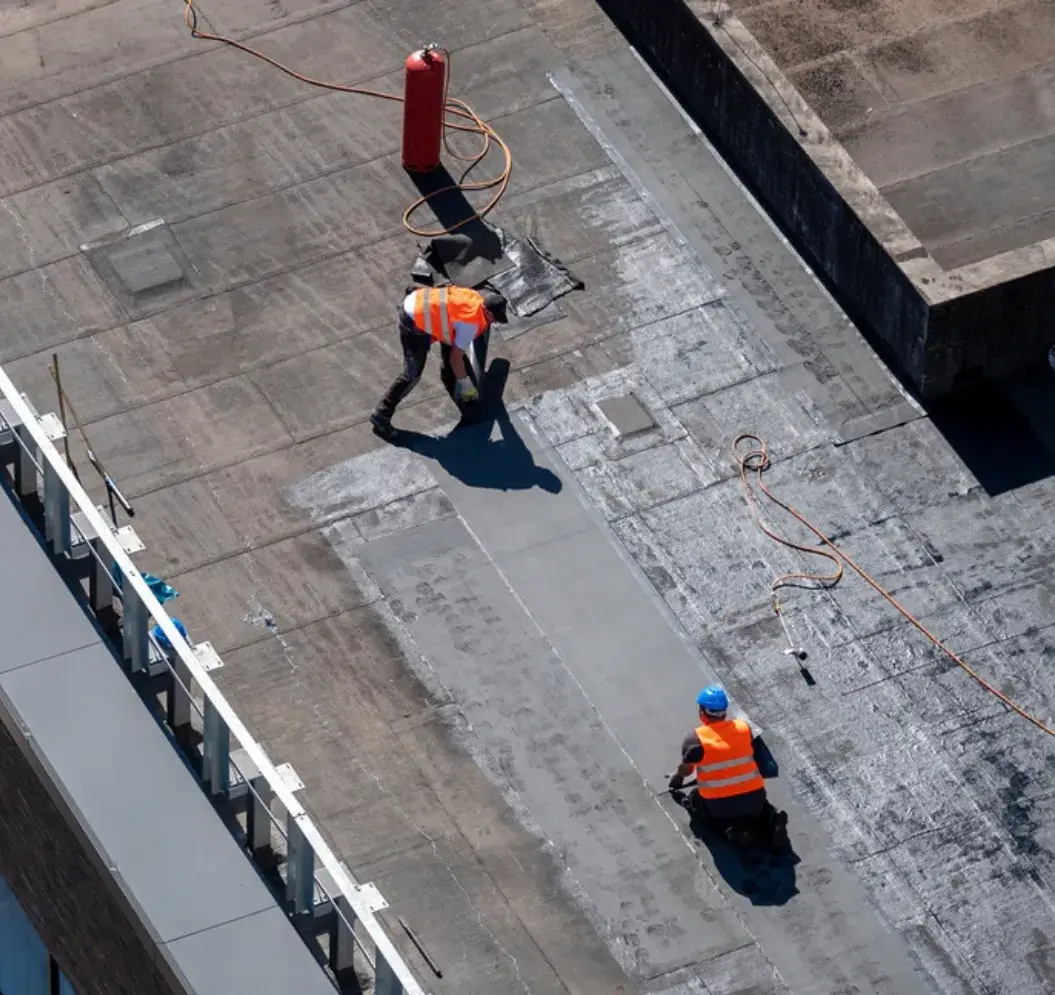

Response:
(419, 288), (451, 342)
(698, 756), (754, 773)
(437, 289), (451, 343)
(421, 289), (434, 337)
(704, 769), (761, 789)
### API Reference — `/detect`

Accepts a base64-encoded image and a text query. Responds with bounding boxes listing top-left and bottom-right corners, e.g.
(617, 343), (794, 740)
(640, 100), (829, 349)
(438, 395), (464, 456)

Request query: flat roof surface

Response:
(0, 490), (336, 995)
(730, 0), (1055, 269)
(1, 0), (1053, 992)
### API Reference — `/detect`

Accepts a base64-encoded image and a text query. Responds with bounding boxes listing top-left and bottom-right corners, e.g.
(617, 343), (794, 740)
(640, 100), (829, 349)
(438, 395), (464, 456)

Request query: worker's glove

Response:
(454, 378), (479, 403)
(667, 772), (685, 792)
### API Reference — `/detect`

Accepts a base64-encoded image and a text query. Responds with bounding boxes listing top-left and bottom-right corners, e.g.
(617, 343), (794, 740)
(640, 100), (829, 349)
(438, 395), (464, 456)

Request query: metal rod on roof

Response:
(397, 915), (443, 978)
(48, 360), (135, 526)
(50, 353), (80, 483)
(86, 448), (135, 527)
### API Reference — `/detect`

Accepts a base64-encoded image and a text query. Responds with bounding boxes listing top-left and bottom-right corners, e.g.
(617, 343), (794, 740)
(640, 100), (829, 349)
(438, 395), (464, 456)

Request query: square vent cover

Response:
(82, 220), (198, 317)
(597, 393), (656, 437)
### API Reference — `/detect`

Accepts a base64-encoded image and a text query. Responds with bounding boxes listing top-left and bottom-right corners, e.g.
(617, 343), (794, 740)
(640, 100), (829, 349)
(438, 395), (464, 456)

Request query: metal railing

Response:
(0, 365), (428, 995)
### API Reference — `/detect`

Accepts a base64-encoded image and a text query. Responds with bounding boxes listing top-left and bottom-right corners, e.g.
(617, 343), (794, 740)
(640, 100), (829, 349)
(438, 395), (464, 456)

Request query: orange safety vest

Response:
(693, 719), (765, 800)
(411, 286), (489, 344)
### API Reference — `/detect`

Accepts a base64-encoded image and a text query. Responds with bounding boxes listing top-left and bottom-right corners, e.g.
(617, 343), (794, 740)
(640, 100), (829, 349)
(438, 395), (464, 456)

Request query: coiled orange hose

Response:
(733, 433), (1053, 737)
(182, 0), (512, 237)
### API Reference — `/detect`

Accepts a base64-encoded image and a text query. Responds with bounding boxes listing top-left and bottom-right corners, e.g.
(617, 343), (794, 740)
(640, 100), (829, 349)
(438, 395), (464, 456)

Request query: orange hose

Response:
(182, 0), (512, 238)
(733, 433), (1054, 738)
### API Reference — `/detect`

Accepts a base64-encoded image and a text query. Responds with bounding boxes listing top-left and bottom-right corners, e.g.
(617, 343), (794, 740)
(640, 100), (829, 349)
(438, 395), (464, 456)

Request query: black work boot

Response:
(370, 410), (395, 440)
(769, 810), (790, 850)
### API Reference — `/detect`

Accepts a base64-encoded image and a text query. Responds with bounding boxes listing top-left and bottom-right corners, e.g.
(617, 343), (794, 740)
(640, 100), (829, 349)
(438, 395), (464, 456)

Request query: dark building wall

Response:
(926, 270), (1055, 388)
(0, 714), (177, 995)
(594, 0), (1053, 397)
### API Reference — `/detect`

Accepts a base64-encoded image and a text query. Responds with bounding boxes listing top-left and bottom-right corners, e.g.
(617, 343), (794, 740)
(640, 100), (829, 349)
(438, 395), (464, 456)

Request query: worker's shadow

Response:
(392, 359), (563, 494)
(685, 807), (801, 907)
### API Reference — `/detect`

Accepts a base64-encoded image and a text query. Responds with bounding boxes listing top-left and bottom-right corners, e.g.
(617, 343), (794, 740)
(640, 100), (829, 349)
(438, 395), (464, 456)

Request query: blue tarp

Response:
(110, 563), (179, 604)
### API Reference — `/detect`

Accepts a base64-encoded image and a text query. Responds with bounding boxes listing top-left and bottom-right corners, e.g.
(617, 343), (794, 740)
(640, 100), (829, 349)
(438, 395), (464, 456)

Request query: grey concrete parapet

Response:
(596, 0), (1055, 398)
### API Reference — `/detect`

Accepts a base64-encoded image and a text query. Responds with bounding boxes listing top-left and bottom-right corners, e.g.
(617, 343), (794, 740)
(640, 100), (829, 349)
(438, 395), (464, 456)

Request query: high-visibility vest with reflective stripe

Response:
(693, 719), (764, 800)
(411, 286), (489, 344)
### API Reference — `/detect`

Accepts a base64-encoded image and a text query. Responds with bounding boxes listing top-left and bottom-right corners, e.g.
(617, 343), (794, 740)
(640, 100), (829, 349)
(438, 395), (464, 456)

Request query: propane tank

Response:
(402, 45), (447, 173)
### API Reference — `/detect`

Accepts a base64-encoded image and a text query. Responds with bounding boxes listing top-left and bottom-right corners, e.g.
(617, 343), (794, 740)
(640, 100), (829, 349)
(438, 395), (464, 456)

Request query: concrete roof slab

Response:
(817, 517), (964, 640)
(500, 164), (665, 262)
(883, 824), (1049, 993)
(356, 834), (605, 992)
(0, 256), (127, 365)
(168, 527), (380, 653)
(83, 376), (292, 494)
(349, 504), (757, 967)
(903, 490), (1050, 602)
(839, 62), (1055, 189)
(844, 418), (979, 516)
(0, 0), (196, 117)
(625, 302), (783, 406)
(365, 0), (533, 51)
(575, 440), (717, 521)
(0, 171), (127, 273)
(249, 329), (411, 442)
(671, 370), (831, 477)
(729, 0), (1055, 272)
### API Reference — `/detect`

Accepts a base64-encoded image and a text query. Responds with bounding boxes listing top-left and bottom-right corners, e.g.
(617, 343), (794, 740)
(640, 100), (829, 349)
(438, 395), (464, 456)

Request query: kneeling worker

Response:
(668, 685), (788, 845)
(371, 284), (508, 439)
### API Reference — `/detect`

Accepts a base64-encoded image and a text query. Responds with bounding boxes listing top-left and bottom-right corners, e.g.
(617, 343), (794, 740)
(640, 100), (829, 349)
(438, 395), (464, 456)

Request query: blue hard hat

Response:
(153, 617), (187, 652)
(697, 685), (728, 714)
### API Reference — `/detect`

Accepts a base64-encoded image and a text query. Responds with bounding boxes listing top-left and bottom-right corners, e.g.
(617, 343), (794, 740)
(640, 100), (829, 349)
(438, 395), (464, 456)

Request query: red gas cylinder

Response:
(402, 46), (448, 173)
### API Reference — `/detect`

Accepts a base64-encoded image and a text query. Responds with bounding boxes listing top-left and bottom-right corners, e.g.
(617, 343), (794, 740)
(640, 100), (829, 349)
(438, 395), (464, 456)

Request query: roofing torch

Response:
(774, 599), (814, 684)
(86, 449), (135, 527)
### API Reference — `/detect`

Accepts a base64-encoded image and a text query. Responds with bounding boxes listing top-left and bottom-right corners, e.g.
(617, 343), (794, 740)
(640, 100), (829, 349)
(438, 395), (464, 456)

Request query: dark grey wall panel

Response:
(162, 907), (334, 995)
(0, 703), (176, 995)
(0, 484), (99, 674)
(0, 644), (276, 944)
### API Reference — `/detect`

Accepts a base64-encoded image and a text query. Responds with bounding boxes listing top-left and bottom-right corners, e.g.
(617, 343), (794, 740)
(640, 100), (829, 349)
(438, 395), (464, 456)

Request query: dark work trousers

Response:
(375, 306), (490, 419)
(688, 787), (768, 823)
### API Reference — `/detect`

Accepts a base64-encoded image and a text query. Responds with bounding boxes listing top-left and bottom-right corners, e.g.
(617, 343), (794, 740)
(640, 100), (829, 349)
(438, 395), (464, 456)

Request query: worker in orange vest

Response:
(371, 284), (508, 439)
(668, 685), (788, 847)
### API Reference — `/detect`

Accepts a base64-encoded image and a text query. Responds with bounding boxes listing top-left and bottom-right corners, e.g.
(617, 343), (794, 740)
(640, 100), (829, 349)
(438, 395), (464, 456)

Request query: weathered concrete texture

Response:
(301, 407), (949, 995)
(775, 0), (1055, 271)
(2, 0), (1054, 992)
(597, 0), (1055, 396)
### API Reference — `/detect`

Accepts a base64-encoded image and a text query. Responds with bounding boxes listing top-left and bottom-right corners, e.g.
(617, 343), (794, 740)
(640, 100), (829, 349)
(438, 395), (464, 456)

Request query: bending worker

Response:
(668, 685), (788, 845)
(371, 284), (508, 439)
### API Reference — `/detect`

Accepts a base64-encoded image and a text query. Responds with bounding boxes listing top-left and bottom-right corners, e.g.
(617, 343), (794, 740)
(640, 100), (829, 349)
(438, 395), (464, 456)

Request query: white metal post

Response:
(331, 895), (357, 975)
(43, 460), (70, 555)
(13, 423), (37, 500)
(89, 537), (114, 613)
(202, 698), (230, 797)
(122, 584), (148, 672)
(169, 656), (193, 734)
(247, 775), (274, 855)
(286, 814), (315, 916)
